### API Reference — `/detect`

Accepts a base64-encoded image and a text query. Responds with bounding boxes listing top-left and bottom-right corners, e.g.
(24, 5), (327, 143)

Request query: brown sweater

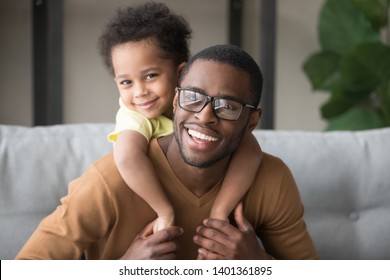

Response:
(16, 139), (317, 260)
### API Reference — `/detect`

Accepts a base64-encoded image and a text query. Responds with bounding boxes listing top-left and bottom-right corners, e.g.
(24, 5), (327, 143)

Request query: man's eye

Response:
(220, 104), (235, 111)
(186, 94), (197, 101)
(185, 91), (201, 101)
(216, 100), (238, 111)
(120, 80), (131, 85)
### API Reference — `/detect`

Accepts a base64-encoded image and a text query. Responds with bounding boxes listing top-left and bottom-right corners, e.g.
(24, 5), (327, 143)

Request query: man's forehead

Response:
(181, 60), (252, 101)
(188, 59), (219, 71)
(184, 60), (244, 82)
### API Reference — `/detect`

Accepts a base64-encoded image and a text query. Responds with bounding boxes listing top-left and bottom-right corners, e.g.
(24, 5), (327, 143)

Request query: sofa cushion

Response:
(0, 123), (114, 259)
(254, 128), (390, 259)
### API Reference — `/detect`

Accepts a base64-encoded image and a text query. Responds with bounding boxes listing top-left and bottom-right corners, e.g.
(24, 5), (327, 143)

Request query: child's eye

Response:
(120, 80), (131, 85)
(145, 73), (158, 80)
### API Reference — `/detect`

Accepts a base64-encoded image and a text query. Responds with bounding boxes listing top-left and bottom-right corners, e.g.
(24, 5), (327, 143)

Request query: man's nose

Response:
(194, 102), (218, 124)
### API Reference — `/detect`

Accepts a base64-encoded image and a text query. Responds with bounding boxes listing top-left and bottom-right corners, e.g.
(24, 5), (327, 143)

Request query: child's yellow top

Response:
(108, 98), (173, 143)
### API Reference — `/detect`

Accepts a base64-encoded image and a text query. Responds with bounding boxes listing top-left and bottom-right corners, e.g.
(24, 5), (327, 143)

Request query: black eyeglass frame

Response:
(176, 87), (257, 121)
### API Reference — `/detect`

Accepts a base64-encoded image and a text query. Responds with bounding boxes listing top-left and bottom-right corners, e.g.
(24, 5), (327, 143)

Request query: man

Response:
(16, 45), (317, 260)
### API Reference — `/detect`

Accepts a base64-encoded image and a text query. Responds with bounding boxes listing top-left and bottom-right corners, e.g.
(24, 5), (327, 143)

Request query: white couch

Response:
(1, 123), (389, 260)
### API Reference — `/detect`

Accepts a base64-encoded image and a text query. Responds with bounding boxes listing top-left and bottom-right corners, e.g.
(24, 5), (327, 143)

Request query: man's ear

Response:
(176, 61), (186, 83)
(177, 62), (186, 75)
(174, 63), (186, 116)
(247, 108), (262, 131)
(172, 88), (179, 113)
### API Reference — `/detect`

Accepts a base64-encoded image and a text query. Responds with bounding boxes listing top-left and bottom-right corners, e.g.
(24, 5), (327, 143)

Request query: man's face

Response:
(173, 60), (257, 168)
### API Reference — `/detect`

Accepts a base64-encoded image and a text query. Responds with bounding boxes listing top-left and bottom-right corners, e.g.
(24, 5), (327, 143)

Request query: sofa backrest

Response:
(1, 124), (389, 259)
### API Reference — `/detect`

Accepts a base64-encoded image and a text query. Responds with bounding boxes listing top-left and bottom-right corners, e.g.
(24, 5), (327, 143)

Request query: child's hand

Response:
(120, 220), (183, 260)
(153, 216), (175, 233)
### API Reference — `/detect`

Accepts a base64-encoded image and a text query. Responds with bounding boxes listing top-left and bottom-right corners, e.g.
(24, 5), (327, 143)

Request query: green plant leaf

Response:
(320, 90), (355, 119)
(349, 0), (390, 30)
(302, 51), (341, 91)
(325, 106), (385, 130)
(339, 42), (390, 98)
(303, 0), (390, 131)
(378, 80), (390, 125)
(319, 0), (381, 55)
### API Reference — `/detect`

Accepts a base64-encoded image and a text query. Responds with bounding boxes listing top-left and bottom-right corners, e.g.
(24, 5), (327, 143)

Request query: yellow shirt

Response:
(16, 139), (318, 260)
(107, 98), (173, 142)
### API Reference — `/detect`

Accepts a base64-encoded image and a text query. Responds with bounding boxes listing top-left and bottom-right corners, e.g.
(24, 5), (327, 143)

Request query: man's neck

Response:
(158, 135), (229, 197)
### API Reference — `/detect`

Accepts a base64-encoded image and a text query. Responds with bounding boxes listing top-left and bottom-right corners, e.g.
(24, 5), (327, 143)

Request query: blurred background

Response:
(0, 0), (344, 130)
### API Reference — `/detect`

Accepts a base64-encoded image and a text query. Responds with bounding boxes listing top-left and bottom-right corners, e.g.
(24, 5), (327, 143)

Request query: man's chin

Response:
(179, 147), (227, 168)
(183, 157), (216, 169)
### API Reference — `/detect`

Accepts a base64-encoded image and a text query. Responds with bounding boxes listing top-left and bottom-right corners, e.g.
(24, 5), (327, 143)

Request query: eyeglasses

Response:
(177, 87), (256, 121)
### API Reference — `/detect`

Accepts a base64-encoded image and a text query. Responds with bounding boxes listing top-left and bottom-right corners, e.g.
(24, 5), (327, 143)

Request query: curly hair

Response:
(179, 44), (263, 107)
(98, 2), (192, 76)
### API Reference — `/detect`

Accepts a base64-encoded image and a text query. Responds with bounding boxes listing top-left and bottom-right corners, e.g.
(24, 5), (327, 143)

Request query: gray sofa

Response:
(1, 123), (389, 260)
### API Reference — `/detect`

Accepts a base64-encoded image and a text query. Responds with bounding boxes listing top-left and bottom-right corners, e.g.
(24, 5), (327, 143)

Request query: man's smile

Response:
(182, 126), (221, 152)
(187, 129), (218, 142)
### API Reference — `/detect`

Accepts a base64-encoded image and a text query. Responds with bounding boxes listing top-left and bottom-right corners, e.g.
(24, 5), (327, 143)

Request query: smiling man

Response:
(16, 44), (317, 260)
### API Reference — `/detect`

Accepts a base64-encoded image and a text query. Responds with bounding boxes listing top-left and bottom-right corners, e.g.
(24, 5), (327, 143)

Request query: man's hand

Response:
(120, 220), (183, 260)
(193, 203), (270, 260)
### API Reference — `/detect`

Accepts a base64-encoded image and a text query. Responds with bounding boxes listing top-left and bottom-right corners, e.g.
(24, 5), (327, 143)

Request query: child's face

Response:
(112, 40), (180, 119)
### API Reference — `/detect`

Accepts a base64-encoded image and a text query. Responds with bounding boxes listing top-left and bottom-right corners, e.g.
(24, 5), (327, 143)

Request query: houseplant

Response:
(303, 0), (390, 130)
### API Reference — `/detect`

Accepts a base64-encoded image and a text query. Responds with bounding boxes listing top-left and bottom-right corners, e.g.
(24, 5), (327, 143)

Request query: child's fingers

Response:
(234, 202), (252, 232)
(137, 220), (155, 239)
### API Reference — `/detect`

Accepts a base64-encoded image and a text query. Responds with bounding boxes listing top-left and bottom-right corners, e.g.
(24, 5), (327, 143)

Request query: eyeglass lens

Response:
(178, 88), (244, 120)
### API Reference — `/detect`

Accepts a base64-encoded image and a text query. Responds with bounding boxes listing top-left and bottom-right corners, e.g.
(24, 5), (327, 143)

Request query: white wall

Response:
(0, 0), (33, 126)
(0, 0), (327, 130)
(275, 0), (327, 130)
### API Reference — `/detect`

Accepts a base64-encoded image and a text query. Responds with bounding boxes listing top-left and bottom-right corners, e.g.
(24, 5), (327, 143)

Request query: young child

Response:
(99, 2), (263, 233)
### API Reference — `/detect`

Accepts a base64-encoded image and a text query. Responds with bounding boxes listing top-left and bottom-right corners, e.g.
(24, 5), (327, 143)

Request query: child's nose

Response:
(133, 83), (147, 98)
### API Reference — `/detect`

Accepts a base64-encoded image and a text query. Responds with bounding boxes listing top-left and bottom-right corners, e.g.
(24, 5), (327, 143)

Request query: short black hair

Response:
(179, 44), (263, 107)
(98, 2), (192, 75)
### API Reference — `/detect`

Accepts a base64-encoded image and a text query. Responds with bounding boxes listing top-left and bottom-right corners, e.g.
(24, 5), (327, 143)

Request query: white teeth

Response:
(188, 129), (218, 142)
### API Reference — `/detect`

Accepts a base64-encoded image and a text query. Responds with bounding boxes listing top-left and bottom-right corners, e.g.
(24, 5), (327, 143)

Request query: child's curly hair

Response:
(98, 2), (192, 76)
